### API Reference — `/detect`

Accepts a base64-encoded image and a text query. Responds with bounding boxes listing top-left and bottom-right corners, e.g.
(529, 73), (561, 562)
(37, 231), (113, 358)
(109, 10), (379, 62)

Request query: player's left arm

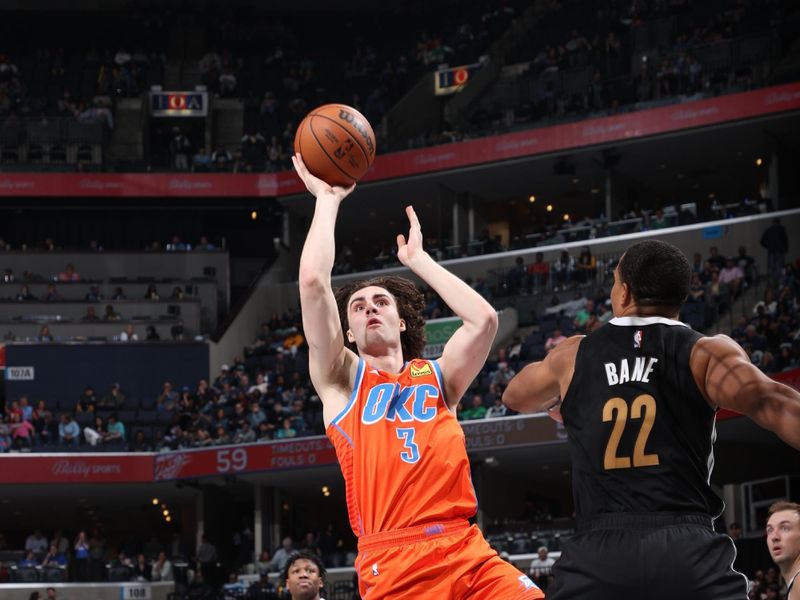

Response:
(396, 206), (498, 408)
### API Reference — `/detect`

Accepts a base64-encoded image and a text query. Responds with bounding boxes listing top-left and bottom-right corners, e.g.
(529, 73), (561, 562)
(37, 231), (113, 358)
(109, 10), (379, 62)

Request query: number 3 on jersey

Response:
(603, 394), (660, 470)
(396, 427), (420, 463)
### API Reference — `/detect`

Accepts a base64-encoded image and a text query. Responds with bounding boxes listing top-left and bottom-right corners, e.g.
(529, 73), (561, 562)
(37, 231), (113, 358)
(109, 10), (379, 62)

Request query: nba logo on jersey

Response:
(633, 329), (643, 349)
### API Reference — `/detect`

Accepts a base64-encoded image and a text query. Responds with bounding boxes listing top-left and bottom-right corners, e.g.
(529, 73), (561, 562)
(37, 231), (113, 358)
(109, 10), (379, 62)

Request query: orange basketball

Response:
(294, 103), (376, 187)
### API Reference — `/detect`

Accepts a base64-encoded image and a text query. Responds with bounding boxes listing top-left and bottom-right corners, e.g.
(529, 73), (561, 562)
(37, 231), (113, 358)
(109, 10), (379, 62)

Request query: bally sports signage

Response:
(150, 91), (208, 117)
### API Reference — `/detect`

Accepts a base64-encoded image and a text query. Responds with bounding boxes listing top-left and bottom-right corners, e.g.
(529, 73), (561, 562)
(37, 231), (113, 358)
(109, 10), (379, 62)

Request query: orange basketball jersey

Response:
(326, 358), (477, 537)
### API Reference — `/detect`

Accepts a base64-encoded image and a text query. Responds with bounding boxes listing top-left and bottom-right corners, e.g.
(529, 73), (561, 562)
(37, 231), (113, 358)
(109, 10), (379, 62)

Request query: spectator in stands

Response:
(20, 550), (38, 567)
(254, 550), (272, 576)
(528, 546), (555, 591)
(83, 306), (99, 321)
(119, 324), (138, 342)
(41, 544), (67, 567)
(129, 429), (151, 452)
(275, 418), (297, 439)
(576, 247), (597, 284)
(761, 217), (789, 285)
(45, 283), (63, 301)
(25, 529), (48, 560)
(187, 570), (214, 599)
(491, 361), (516, 387)
(10, 412), (34, 450)
(544, 327), (566, 353)
(105, 413), (125, 443)
(0, 425), (12, 452)
(719, 258), (744, 299)
(248, 573), (278, 600)
(707, 246), (727, 271)
(528, 252), (549, 293)
(460, 394), (488, 420)
(144, 284), (160, 300)
(37, 324), (54, 342)
(50, 529), (69, 555)
(76, 386), (97, 413)
(15, 284), (36, 301)
(83, 415), (106, 446)
(73, 531), (90, 581)
(485, 396), (508, 418)
(88, 528), (107, 580)
(151, 550), (174, 581)
(146, 325), (160, 341)
(268, 537), (295, 573)
(765, 501), (800, 598)
(85, 285), (103, 301)
(58, 263), (80, 282)
(131, 553), (150, 581)
(170, 127), (192, 171)
(736, 246), (756, 286)
(281, 550), (326, 600)
(192, 146), (212, 172)
(197, 535), (218, 586)
(105, 304), (121, 320)
(212, 146), (233, 171)
(58, 412), (80, 447)
(99, 383), (126, 410)
(112, 287), (127, 300)
(552, 250), (575, 291)
(705, 269), (730, 314)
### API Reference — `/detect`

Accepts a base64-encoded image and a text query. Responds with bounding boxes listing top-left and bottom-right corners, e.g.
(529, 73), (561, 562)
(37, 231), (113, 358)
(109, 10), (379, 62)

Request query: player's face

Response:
(347, 285), (406, 355)
(766, 509), (800, 568)
(286, 559), (323, 599)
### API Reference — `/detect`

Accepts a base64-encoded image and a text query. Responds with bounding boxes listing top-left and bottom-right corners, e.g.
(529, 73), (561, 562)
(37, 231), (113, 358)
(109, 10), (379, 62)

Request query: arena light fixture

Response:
(152, 498), (159, 505)
(528, 195), (536, 203)
(546, 204), (553, 213)
(163, 509), (169, 517)
(251, 210), (258, 220)
(755, 157), (763, 166)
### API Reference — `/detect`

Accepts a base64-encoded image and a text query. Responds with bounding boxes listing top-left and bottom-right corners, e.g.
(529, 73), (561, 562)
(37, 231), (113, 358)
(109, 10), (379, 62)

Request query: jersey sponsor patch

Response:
(633, 329), (643, 349)
(409, 360), (432, 377)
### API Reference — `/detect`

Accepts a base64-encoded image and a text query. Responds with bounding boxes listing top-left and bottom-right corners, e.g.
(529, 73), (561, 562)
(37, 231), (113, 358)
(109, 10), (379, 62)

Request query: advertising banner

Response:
(0, 83), (798, 197)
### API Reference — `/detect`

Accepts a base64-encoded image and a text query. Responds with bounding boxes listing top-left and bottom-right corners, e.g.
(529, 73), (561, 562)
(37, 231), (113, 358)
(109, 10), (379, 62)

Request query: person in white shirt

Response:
(528, 546), (555, 590)
(151, 551), (173, 581)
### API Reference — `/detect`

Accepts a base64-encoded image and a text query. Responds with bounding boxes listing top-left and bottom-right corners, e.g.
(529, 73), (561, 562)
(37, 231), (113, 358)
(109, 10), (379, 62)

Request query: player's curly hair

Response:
(334, 275), (426, 360)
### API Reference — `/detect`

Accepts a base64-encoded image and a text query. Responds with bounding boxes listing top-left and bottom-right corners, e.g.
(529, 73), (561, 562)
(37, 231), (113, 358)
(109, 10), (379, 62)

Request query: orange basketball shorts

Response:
(355, 519), (544, 599)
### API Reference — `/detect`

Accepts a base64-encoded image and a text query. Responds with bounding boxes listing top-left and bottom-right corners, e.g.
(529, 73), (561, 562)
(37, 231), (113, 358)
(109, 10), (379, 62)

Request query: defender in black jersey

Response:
(504, 240), (800, 600)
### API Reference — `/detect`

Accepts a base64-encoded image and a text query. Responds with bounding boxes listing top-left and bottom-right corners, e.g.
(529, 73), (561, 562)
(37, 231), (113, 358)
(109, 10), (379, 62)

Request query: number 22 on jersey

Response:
(602, 394), (660, 470)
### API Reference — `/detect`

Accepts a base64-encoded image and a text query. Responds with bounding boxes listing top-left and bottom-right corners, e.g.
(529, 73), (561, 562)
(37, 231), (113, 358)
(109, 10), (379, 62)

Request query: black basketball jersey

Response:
(561, 316), (724, 519)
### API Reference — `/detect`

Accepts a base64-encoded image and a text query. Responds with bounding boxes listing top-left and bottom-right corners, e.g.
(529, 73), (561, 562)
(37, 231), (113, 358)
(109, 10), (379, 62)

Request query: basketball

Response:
(294, 103), (376, 187)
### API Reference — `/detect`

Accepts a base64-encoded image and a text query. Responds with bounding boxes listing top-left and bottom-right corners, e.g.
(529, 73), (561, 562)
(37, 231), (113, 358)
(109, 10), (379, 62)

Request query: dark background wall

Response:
(3, 342), (208, 408)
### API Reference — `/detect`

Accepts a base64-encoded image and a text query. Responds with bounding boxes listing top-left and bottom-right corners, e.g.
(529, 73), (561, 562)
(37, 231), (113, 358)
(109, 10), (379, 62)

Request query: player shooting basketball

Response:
(293, 153), (543, 600)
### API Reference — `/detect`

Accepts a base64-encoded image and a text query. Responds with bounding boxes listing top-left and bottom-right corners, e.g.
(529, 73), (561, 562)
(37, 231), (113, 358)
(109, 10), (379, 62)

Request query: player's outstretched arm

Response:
(294, 154), (357, 404)
(396, 205), (498, 407)
(503, 336), (582, 418)
(692, 334), (800, 450)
